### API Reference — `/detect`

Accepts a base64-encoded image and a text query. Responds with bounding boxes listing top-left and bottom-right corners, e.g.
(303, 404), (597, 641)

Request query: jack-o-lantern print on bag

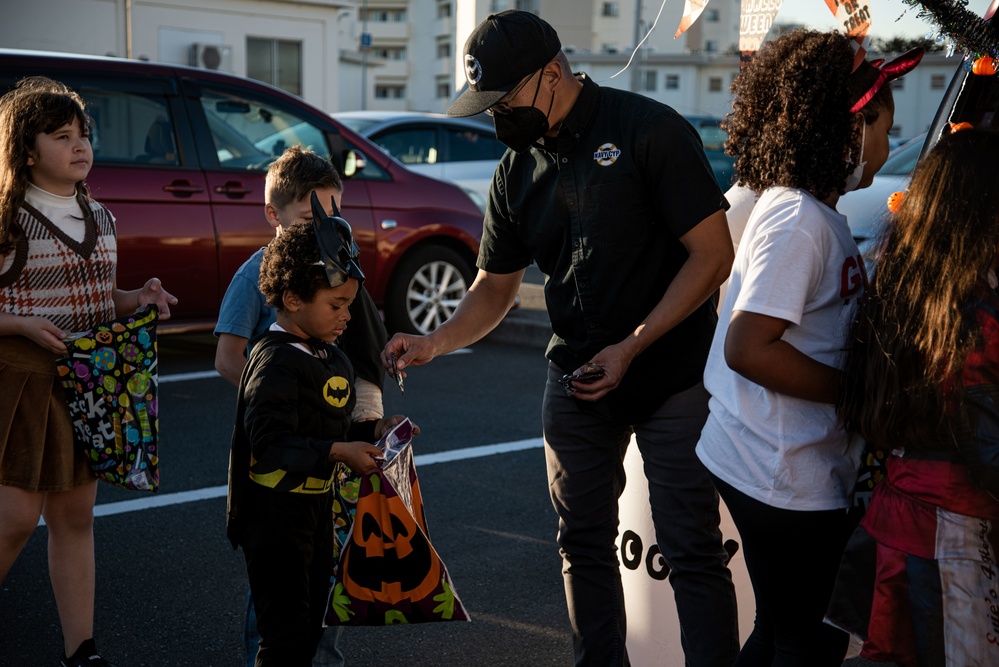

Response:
(325, 418), (469, 625)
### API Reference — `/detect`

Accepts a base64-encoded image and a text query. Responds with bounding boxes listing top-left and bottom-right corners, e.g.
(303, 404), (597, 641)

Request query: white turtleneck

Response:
(26, 182), (87, 242)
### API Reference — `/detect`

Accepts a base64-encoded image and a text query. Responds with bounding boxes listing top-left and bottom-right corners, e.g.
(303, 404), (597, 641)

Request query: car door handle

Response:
(162, 180), (204, 197)
(214, 181), (253, 197)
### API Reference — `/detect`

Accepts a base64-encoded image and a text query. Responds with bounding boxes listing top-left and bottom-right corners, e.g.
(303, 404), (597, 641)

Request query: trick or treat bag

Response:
(55, 305), (160, 492)
(326, 418), (470, 626)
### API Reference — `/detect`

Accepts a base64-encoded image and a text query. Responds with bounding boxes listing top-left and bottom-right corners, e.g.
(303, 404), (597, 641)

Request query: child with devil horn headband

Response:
(696, 29), (922, 665)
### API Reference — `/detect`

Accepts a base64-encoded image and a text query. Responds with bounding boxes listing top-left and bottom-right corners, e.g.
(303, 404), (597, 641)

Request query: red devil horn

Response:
(881, 47), (926, 78)
(850, 47), (926, 113)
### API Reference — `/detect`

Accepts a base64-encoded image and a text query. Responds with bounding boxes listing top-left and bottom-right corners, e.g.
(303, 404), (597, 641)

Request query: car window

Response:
(81, 90), (179, 166)
(879, 134), (925, 176)
(198, 89), (330, 170)
(445, 127), (505, 162)
(697, 125), (727, 152)
(0, 72), (182, 168)
(337, 117), (381, 134)
(373, 128), (438, 165)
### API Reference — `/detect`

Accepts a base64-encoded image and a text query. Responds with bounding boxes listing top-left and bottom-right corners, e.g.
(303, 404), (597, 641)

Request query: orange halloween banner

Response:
(676, 0), (712, 38)
(825, 0), (873, 69)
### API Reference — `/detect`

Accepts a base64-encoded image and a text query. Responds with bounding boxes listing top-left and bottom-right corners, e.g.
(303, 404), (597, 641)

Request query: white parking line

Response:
(39, 345), (495, 525)
(156, 348), (472, 384)
(160, 370), (220, 383)
(80, 437), (543, 520)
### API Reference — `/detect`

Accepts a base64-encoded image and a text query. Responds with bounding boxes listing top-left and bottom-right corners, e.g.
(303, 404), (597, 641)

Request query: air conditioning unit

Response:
(190, 43), (233, 71)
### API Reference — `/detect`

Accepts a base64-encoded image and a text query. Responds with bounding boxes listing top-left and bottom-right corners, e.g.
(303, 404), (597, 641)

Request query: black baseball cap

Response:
(447, 10), (561, 118)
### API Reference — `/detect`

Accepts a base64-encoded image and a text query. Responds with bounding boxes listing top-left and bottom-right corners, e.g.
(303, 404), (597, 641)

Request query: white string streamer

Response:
(608, 0), (671, 80)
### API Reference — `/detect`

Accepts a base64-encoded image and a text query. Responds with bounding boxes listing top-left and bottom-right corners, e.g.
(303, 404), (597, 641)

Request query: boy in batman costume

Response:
(226, 192), (415, 667)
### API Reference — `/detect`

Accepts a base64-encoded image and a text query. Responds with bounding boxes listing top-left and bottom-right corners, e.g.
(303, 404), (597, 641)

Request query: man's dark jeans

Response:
(542, 365), (739, 666)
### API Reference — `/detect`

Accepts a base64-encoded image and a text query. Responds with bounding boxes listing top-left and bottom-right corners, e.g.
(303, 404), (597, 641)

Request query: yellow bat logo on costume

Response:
(323, 376), (351, 408)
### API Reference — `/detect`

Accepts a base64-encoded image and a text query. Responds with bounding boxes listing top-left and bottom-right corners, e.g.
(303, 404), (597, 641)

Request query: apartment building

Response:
(367, 0), (953, 139)
(0, 0), (965, 137)
(0, 0), (351, 112)
(571, 49), (958, 139)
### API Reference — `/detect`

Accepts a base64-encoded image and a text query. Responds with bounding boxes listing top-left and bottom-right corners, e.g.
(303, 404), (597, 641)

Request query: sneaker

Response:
(60, 638), (117, 667)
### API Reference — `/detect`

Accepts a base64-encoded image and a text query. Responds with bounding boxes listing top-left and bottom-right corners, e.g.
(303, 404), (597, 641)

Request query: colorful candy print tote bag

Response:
(55, 305), (159, 491)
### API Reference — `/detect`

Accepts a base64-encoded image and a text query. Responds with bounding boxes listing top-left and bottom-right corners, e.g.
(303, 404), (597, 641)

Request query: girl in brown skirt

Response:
(0, 77), (177, 667)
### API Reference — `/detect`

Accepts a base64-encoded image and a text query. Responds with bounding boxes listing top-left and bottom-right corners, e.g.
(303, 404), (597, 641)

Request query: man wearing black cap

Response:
(382, 10), (739, 666)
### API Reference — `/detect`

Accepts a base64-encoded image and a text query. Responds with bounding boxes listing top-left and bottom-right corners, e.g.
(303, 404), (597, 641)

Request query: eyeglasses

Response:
(486, 72), (536, 117)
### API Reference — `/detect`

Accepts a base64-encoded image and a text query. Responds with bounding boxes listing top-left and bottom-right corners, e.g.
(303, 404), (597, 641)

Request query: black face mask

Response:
(493, 75), (555, 154)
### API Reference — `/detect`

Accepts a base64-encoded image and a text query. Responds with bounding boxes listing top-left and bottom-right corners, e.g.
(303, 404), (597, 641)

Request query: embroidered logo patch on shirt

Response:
(593, 143), (622, 166)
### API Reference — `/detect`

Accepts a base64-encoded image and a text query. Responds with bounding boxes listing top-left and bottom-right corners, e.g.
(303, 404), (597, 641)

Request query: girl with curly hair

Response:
(834, 129), (999, 665)
(694, 29), (923, 665)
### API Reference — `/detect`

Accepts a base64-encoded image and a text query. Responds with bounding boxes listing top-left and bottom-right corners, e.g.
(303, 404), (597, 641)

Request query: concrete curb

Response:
(480, 276), (552, 348)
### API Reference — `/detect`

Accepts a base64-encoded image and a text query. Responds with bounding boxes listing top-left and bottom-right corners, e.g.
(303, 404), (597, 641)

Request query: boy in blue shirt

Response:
(215, 146), (386, 419)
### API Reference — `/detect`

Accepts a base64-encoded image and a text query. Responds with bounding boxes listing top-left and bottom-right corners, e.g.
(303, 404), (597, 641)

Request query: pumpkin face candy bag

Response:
(325, 418), (470, 626)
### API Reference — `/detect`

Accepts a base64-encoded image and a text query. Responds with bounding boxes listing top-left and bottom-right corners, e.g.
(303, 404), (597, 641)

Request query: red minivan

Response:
(0, 49), (484, 335)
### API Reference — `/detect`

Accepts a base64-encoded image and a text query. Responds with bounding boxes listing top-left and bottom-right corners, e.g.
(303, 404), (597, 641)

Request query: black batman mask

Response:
(310, 190), (365, 287)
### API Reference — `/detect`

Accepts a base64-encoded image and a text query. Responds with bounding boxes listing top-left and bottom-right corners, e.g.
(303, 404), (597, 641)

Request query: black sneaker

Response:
(60, 638), (117, 667)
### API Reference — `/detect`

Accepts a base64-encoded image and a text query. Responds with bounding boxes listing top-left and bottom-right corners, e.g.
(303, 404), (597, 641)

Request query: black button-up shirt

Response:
(479, 75), (728, 421)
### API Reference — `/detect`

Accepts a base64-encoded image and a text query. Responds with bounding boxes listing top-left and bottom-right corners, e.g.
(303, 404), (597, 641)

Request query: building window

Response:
(436, 80), (450, 99)
(489, 0), (506, 11)
(515, 0), (537, 12)
(375, 84), (406, 99)
(665, 74), (679, 90)
(708, 77), (723, 93)
(705, 40), (718, 52)
(436, 41), (451, 59)
(437, 2), (451, 18)
(931, 74), (946, 90)
(602, 2), (619, 17)
(642, 70), (656, 92)
(705, 8), (720, 21)
(891, 77), (905, 91)
(363, 8), (407, 22)
(372, 47), (406, 60)
(247, 37), (302, 96)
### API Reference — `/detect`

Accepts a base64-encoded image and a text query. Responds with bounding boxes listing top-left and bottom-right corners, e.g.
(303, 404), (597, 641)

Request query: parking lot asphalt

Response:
(484, 266), (552, 349)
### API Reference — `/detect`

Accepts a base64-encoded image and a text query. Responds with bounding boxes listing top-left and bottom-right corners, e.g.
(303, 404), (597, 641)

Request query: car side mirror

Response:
(342, 149), (367, 178)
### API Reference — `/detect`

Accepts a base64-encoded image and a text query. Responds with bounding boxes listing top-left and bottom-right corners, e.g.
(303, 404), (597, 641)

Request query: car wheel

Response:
(385, 246), (474, 335)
